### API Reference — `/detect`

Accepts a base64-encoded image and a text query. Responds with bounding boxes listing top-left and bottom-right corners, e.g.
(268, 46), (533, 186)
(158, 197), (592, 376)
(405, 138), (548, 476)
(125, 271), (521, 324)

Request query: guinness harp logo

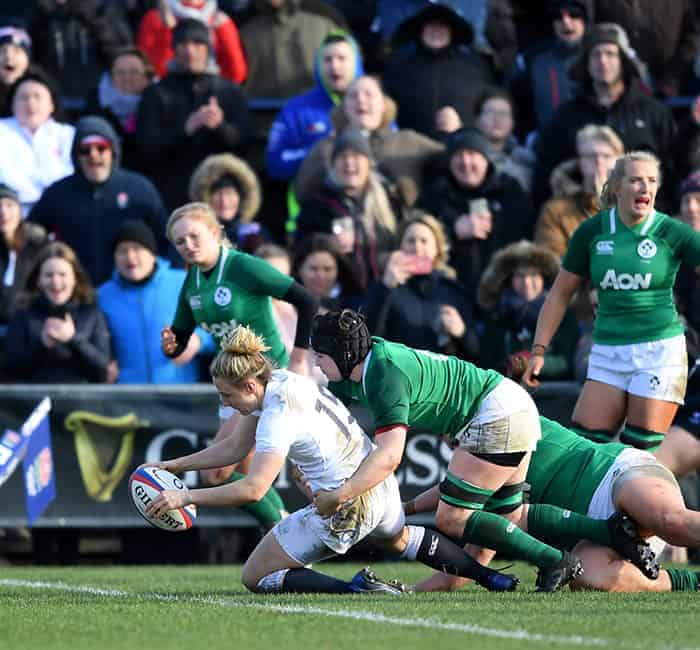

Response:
(65, 411), (149, 502)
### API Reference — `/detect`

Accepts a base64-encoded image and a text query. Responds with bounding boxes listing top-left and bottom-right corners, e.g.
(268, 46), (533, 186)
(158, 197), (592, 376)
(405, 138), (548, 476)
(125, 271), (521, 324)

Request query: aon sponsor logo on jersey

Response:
(599, 269), (652, 290)
(201, 319), (238, 338)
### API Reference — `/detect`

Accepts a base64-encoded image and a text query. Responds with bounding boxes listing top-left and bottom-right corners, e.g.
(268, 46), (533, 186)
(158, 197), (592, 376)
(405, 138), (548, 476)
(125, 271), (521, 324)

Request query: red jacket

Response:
(137, 10), (247, 84)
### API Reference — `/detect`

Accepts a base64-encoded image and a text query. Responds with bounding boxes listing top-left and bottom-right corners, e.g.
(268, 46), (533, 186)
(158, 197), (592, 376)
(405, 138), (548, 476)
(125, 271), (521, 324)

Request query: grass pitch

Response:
(1, 562), (697, 650)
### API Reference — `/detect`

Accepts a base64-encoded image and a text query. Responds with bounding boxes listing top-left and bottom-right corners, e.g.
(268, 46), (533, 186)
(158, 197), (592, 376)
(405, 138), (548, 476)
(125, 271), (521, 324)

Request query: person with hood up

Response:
(382, 1), (496, 139)
(98, 219), (215, 384)
(136, 17), (253, 210)
(29, 115), (169, 286)
(189, 152), (271, 254)
(266, 30), (363, 182)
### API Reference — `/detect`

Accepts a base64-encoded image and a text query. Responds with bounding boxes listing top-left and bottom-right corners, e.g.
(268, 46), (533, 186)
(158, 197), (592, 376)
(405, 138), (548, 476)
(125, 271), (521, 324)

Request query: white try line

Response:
(2, 578), (606, 647)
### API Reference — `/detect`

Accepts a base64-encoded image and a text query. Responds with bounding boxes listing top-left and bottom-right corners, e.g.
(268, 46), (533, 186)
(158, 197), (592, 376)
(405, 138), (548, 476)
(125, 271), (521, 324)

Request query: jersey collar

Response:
(609, 207), (656, 236)
(361, 349), (373, 394)
(195, 246), (230, 289)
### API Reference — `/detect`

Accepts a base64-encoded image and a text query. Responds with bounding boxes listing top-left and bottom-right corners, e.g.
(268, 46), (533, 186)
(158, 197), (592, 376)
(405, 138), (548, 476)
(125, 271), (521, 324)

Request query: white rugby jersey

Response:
(255, 370), (374, 492)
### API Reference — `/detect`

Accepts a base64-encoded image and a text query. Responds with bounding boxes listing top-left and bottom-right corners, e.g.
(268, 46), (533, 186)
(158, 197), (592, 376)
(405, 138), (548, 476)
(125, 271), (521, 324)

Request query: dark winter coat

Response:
(4, 296), (112, 383)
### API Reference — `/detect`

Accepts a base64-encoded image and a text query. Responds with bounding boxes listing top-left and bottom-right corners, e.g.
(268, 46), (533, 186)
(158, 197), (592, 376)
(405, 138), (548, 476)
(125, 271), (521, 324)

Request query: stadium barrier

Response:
(0, 382), (580, 528)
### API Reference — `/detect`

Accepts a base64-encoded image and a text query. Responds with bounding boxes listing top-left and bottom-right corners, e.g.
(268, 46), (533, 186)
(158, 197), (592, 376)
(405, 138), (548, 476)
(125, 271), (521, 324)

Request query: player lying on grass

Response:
(145, 325), (519, 595)
(408, 416), (700, 593)
(309, 310), (655, 591)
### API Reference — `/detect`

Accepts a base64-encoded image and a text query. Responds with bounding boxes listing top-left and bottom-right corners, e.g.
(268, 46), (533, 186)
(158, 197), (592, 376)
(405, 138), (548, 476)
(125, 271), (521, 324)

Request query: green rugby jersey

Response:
(172, 246), (293, 366)
(527, 417), (625, 515)
(563, 208), (700, 344)
(328, 337), (503, 438)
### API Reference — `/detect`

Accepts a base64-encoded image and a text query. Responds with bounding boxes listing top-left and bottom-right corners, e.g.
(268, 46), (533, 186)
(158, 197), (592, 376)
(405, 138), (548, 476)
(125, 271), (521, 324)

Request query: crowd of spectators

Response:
(1, 0), (700, 388)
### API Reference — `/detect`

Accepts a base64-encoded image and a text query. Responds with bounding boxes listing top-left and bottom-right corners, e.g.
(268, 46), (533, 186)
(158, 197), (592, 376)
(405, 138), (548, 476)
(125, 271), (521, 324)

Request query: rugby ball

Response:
(129, 466), (197, 532)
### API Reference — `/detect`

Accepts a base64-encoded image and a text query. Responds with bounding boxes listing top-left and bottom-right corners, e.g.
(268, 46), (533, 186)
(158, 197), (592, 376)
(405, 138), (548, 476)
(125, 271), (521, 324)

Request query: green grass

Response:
(1, 562), (697, 650)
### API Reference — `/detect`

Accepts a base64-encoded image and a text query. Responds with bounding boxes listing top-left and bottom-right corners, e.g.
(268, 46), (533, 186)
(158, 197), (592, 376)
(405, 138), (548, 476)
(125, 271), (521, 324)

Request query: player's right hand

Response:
(161, 326), (177, 356)
(521, 354), (544, 389)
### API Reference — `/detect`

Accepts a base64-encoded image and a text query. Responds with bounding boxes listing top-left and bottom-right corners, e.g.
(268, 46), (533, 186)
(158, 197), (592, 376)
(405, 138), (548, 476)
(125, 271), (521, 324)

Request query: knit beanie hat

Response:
(0, 182), (20, 204)
(446, 127), (493, 162)
(172, 18), (211, 48)
(112, 220), (158, 255)
(681, 171), (700, 197)
(331, 128), (373, 161)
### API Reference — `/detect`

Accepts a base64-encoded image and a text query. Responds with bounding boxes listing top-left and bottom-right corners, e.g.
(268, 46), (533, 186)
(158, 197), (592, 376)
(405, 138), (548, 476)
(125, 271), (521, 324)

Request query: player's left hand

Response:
(313, 488), (344, 516)
(145, 489), (190, 518)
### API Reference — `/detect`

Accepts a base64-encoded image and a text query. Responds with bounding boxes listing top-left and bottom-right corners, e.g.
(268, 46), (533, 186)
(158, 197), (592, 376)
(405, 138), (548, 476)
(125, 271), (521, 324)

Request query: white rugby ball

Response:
(129, 466), (197, 532)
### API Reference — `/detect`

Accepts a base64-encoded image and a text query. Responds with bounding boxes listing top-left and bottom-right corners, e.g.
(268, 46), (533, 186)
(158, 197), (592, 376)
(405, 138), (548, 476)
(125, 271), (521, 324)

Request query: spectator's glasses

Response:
(78, 144), (111, 156)
(553, 7), (584, 20)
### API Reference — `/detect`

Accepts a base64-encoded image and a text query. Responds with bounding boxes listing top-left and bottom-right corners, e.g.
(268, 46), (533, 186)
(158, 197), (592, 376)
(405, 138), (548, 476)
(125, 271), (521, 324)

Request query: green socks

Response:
(620, 424), (664, 451)
(226, 471), (286, 529)
(527, 504), (613, 547)
(666, 568), (700, 591)
(571, 423), (615, 444)
(461, 510), (564, 569)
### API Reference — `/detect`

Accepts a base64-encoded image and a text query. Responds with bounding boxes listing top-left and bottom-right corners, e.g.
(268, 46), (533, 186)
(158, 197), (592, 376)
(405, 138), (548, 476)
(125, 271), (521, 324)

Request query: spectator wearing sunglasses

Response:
(509, 0), (591, 137)
(29, 115), (169, 286)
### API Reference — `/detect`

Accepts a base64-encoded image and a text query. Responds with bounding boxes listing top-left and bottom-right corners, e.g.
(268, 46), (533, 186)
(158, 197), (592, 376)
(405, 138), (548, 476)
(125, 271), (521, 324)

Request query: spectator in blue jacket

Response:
(266, 30), (363, 182)
(29, 115), (170, 286)
(98, 220), (214, 384)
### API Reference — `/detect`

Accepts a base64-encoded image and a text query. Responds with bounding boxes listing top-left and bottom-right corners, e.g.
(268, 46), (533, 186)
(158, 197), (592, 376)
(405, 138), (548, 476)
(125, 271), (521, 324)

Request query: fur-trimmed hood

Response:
(550, 158), (582, 198)
(331, 93), (398, 133)
(188, 153), (261, 223)
(478, 240), (560, 309)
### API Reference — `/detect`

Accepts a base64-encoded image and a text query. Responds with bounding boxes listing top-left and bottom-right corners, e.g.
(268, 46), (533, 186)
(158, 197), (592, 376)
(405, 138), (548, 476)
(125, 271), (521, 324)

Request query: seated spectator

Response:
(266, 30), (363, 182)
(363, 212), (480, 361)
(533, 23), (676, 209)
(382, 1), (496, 139)
(0, 22), (32, 115)
(291, 232), (363, 312)
(0, 183), (47, 371)
(296, 128), (404, 291)
(534, 124), (623, 257)
(137, 0), (247, 84)
(417, 127), (534, 300)
(674, 172), (700, 338)
(98, 220), (214, 383)
(293, 75), (443, 209)
(4, 241), (112, 383)
(240, 0), (347, 100)
(474, 86), (535, 193)
(189, 152), (271, 254)
(478, 239), (579, 380)
(136, 18), (253, 210)
(29, 0), (132, 113)
(508, 0), (589, 135)
(0, 71), (74, 215)
(83, 46), (156, 172)
(29, 115), (169, 286)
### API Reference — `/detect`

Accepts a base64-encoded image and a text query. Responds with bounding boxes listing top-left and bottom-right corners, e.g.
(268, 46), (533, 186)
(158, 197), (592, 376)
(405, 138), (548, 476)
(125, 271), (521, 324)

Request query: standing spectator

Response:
(473, 86), (535, 193)
(533, 23), (677, 209)
(417, 127), (534, 300)
(83, 47), (156, 173)
(29, 115), (169, 286)
(382, 1), (496, 139)
(29, 1), (133, 113)
(266, 30), (363, 182)
(671, 94), (700, 187)
(0, 22), (32, 115)
(293, 75), (444, 208)
(137, 0), (247, 84)
(363, 212), (480, 361)
(534, 124), (623, 258)
(509, 0), (590, 135)
(136, 18), (253, 210)
(98, 220), (214, 384)
(189, 152), (270, 254)
(0, 183), (47, 373)
(593, 1), (700, 98)
(296, 128), (404, 291)
(4, 242), (113, 383)
(478, 240), (579, 380)
(239, 0), (346, 100)
(0, 71), (74, 215)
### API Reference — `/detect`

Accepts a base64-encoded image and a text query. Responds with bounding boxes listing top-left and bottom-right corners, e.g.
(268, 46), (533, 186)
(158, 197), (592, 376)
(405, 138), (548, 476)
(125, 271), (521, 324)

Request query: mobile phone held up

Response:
(469, 198), (489, 216)
(405, 255), (433, 275)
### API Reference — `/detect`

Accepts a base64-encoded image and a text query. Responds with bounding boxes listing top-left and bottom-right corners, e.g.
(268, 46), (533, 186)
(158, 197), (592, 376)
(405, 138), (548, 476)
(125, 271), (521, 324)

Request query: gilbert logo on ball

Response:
(129, 466), (197, 531)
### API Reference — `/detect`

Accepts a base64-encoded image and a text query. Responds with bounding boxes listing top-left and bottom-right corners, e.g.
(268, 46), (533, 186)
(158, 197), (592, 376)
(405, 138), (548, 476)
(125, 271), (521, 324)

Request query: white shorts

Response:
(455, 378), (541, 454)
(587, 447), (679, 556)
(272, 474), (405, 566)
(587, 334), (687, 404)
